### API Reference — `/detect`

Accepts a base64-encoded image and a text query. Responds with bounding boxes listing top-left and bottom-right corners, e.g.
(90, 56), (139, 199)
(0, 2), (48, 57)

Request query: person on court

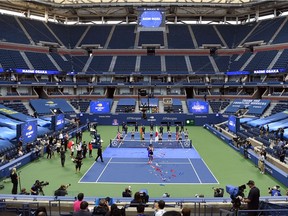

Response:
(147, 144), (154, 164)
(167, 130), (172, 141)
(95, 145), (104, 162)
(131, 129), (135, 140)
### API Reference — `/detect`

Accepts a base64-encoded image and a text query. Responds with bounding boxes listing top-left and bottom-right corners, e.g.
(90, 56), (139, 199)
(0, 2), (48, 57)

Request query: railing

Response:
(0, 195), (287, 216)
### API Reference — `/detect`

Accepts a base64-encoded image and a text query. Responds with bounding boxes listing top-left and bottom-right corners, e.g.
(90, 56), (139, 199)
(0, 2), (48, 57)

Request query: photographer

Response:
(268, 186), (281, 196)
(54, 184), (71, 196)
(122, 187), (132, 197)
(212, 187), (224, 197)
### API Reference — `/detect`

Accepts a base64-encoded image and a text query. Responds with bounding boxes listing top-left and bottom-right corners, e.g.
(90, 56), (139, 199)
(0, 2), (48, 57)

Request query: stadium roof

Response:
(1, 0), (288, 23)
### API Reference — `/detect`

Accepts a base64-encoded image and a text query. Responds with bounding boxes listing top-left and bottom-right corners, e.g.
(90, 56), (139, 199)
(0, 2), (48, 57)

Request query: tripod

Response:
(18, 171), (22, 193)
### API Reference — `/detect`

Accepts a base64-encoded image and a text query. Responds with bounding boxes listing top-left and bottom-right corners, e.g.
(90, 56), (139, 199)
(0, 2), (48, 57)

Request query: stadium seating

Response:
(0, 14), (30, 44)
(243, 17), (285, 44)
(167, 25), (195, 49)
(209, 100), (230, 113)
(138, 31), (164, 47)
(0, 50), (28, 69)
(116, 99), (136, 113)
(81, 25), (112, 47)
(19, 17), (58, 44)
(108, 25), (135, 49)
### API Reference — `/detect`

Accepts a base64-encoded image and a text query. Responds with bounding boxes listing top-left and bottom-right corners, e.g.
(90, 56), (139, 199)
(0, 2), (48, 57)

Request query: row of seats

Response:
(1, 14), (287, 48)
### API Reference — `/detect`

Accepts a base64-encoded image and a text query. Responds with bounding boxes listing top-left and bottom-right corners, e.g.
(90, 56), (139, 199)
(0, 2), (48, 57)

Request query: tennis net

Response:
(109, 139), (192, 148)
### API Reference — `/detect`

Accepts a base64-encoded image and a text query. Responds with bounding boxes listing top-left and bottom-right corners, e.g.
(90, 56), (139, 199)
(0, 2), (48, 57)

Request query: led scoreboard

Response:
(138, 8), (165, 31)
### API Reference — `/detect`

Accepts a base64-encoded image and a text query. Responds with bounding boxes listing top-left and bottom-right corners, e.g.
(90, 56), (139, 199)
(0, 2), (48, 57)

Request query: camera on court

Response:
(38, 181), (49, 187)
(139, 191), (149, 203)
(212, 187), (224, 197)
(162, 192), (170, 198)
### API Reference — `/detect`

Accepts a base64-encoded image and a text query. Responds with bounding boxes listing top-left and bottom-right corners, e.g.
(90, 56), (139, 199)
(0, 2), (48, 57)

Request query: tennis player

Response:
(147, 144), (154, 164)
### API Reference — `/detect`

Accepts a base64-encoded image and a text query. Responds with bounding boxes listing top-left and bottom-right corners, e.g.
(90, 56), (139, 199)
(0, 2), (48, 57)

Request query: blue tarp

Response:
(247, 111), (288, 127)
(267, 118), (288, 131)
(30, 99), (74, 115)
(0, 139), (13, 152)
(0, 127), (16, 140)
(0, 104), (33, 122)
(240, 117), (257, 123)
(0, 114), (22, 129)
(36, 118), (51, 127)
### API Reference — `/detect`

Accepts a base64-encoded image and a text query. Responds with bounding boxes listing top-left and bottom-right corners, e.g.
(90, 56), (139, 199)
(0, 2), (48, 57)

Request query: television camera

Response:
(212, 187), (224, 197)
(34, 180), (49, 196)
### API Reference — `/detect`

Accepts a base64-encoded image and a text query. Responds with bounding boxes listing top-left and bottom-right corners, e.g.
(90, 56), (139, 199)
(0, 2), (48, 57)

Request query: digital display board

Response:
(187, 100), (209, 114)
(17, 120), (38, 144)
(52, 114), (65, 131)
(225, 71), (250, 76)
(90, 101), (110, 114)
(228, 115), (240, 133)
(253, 69), (286, 74)
(138, 8), (165, 31)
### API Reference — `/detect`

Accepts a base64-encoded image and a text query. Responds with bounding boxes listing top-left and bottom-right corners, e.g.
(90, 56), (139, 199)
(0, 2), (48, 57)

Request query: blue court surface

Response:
(79, 147), (218, 185)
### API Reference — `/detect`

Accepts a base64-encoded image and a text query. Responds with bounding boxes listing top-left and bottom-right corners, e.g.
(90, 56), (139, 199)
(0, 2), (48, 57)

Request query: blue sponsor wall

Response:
(228, 115), (240, 133)
(51, 114), (65, 131)
(79, 113), (225, 126)
(16, 120), (38, 144)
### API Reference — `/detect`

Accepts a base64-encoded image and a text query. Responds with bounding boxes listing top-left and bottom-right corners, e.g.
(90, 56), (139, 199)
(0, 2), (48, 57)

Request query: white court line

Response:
(79, 181), (216, 185)
(200, 158), (220, 184)
(95, 157), (113, 183)
(188, 158), (202, 184)
(78, 161), (97, 183)
(109, 161), (191, 165)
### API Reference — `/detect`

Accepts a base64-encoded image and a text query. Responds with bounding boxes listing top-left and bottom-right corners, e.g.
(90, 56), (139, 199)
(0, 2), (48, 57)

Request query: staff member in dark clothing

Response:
(243, 180), (260, 216)
(135, 122), (138, 132)
(60, 147), (66, 167)
(95, 145), (104, 162)
(10, 168), (18, 194)
(74, 153), (83, 174)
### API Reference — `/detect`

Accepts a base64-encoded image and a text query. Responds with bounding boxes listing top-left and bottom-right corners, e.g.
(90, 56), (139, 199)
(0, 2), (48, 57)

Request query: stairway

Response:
(23, 101), (35, 116)
(262, 102), (277, 117)
(111, 101), (118, 113)
(181, 100), (188, 113)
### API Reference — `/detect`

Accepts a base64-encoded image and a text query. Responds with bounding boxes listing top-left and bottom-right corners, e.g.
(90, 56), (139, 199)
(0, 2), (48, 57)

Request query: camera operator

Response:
(30, 180), (49, 195)
(268, 186), (281, 196)
(54, 184), (71, 196)
(31, 180), (41, 195)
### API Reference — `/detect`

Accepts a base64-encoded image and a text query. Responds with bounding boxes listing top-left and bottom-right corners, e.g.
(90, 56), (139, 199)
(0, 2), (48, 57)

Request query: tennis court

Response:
(79, 131), (218, 184)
